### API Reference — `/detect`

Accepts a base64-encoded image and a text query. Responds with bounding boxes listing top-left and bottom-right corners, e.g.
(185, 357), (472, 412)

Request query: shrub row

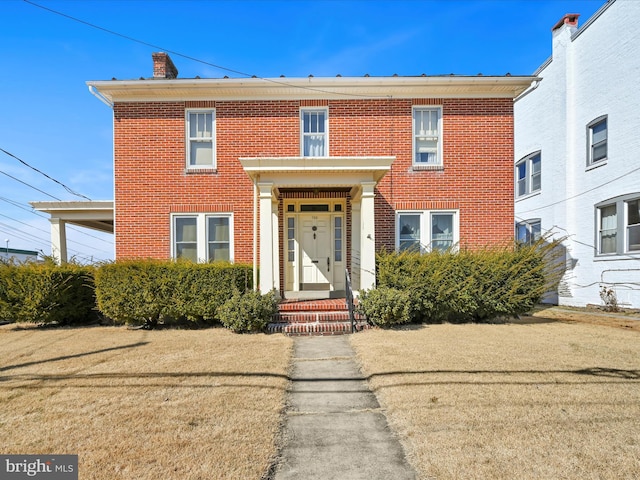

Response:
(94, 260), (253, 327)
(0, 260), (96, 325)
(0, 260), (272, 331)
(358, 241), (563, 326)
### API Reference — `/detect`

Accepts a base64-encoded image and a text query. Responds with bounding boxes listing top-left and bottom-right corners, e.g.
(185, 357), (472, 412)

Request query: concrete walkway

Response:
(274, 336), (416, 480)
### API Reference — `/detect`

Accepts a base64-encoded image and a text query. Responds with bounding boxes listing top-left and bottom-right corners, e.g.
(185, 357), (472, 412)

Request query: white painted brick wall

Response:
(515, 0), (640, 309)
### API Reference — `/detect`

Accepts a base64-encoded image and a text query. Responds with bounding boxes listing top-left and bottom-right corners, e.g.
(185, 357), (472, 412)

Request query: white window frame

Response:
(515, 151), (541, 198)
(412, 106), (443, 168)
(587, 115), (607, 167)
(395, 210), (459, 253)
(595, 193), (640, 257)
(516, 219), (542, 245)
(171, 213), (233, 262)
(300, 107), (328, 157)
(186, 109), (216, 169)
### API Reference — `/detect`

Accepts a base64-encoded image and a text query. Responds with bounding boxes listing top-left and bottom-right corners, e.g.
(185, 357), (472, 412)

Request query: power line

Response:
(0, 147), (91, 201)
(0, 169), (61, 200)
(23, 0), (392, 99)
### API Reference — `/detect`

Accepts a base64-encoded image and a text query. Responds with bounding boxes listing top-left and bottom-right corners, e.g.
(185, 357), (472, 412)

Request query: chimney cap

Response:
(552, 13), (580, 31)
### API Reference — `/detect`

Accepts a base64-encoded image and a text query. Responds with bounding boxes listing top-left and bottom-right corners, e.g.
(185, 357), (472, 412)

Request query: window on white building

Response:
(516, 219), (542, 245)
(515, 151), (541, 198)
(397, 210), (457, 252)
(587, 116), (607, 166)
(412, 107), (442, 167)
(301, 108), (328, 156)
(186, 109), (216, 168)
(627, 199), (640, 252)
(172, 213), (232, 262)
(598, 204), (617, 254)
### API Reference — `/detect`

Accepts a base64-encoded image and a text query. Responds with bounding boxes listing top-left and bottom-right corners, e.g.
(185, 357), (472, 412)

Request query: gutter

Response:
(88, 85), (114, 108)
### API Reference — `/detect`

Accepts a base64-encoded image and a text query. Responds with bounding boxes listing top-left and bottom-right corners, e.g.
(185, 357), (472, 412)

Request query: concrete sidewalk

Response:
(273, 336), (416, 480)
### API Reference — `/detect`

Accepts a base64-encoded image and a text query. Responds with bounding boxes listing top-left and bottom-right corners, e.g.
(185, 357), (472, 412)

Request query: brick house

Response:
(73, 54), (532, 298)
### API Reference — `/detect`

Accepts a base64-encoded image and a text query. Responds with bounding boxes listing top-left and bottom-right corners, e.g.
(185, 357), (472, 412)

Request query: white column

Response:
(351, 196), (362, 291)
(258, 182), (276, 293)
(359, 181), (377, 290)
(50, 217), (68, 264)
(271, 193), (280, 293)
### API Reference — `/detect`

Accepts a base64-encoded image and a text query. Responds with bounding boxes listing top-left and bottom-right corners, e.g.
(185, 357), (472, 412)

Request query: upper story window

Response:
(301, 108), (328, 157)
(596, 194), (640, 256)
(516, 219), (541, 245)
(186, 109), (216, 168)
(397, 210), (458, 253)
(516, 151), (541, 198)
(413, 107), (442, 167)
(587, 116), (607, 166)
(173, 213), (232, 262)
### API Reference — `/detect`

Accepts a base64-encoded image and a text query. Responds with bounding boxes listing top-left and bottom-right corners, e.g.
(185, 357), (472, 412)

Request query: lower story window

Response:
(516, 219), (542, 245)
(396, 210), (458, 253)
(173, 213), (233, 262)
(596, 194), (640, 256)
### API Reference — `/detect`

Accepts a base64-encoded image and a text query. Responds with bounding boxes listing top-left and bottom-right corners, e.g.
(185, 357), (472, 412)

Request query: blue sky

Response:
(1, 0), (604, 262)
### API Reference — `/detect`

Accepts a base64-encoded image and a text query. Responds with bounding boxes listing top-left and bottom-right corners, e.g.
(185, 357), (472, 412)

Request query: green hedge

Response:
(360, 240), (563, 325)
(94, 260), (253, 327)
(218, 289), (278, 333)
(0, 260), (96, 325)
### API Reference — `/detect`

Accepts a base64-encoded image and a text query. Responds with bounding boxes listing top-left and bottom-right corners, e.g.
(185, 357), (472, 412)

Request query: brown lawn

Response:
(351, 315), (640, 480)
(0, 325), (293, 480)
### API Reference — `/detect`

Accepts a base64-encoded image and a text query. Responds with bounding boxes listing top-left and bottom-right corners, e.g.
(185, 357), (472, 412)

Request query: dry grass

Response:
(0, 325), (293, 479)
(351, 318), (640, 480)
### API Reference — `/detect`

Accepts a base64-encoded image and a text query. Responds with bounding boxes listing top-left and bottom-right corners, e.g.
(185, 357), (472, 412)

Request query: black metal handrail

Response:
(345, 268), (356, 333)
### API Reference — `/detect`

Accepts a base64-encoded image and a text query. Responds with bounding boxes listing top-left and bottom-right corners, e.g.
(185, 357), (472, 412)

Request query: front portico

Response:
(240, 156), (393, 297)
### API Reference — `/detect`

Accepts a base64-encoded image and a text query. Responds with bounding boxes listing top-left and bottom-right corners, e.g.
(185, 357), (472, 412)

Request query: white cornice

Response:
(87, 76), (538, 103)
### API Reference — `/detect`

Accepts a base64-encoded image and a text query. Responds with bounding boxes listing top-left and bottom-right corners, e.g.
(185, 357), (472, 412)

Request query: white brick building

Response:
(515, 0), (640, 308)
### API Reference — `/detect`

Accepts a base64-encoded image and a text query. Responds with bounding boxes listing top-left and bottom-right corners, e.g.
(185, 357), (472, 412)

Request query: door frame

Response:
(283, 198), (346, 294)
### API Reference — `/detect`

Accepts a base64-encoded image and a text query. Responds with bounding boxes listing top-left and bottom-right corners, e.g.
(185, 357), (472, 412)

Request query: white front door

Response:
(300, 214), (331, 289)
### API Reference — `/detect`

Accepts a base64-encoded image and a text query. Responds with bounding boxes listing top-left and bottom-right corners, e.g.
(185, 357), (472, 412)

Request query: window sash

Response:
(187, 110), (215, 167)
(516, 152), (541, 197)
(599, 205), (617, 254)
(627, 200), (640, 252)
(589, 118), (607, 164)
(397, 211), (457, 252)
(301, 109), (327, 157)
(413, 107), (441, 165)
(173, 214), (232, 262)
(516, 220), (541, 245)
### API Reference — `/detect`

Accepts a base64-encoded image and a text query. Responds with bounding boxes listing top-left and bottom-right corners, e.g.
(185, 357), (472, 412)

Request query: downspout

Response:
(88, 85), (114, 108)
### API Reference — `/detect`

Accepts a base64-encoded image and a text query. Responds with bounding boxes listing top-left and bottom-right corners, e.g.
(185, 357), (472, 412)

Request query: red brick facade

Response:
(113, 96), (515, 266)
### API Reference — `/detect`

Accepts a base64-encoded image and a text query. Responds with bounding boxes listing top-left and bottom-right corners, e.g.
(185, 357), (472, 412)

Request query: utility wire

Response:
(0, 169), (61, 201)
(23, 0), (393, 99)
(0, 147), (92, 201)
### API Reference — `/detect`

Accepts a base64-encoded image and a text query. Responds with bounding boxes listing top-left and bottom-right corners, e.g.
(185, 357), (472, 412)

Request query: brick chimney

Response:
(152, 52), (178, 79)
(552, 13), (580, 33)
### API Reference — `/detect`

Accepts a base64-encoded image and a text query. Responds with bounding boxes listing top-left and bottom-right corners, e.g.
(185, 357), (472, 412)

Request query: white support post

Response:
(258, 182), (276, 293)
(359, 181), (377, 291)
(50, 217), (68, 264)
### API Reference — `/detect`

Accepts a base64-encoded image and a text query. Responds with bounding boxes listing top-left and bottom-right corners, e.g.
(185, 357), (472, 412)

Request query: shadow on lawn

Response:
(0, 341), (150, 373)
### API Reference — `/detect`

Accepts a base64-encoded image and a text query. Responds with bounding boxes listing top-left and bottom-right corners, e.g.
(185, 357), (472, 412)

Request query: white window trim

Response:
(515, 151), (541, 199)
(395, 210), (459, 253)
(595, 193), (640, 258)
(186, 108), (216, 169)
(171, 213), (233, 262)
(412, 106), (443, 168)
(300, 107), (329, 157)
(516, 219), (542, 245)
(587, 115), (607, 167)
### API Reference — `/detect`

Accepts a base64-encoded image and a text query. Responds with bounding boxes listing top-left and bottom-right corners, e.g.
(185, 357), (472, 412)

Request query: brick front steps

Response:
(268, 298), (370, 336)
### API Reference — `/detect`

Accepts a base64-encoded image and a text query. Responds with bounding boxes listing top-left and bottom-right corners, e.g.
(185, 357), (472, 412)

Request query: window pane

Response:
(176, 244), (197, 262)
(208, 217), (229, 242)
(399, 214), (421, 251)
(600, 205), (617, 254)
(531, 154), (541, 190)
(592, 142), (607, 161)
(190, 141), (212, 166)
(592, 120), (607, 143)
(628, 200), (640, 226)
(432, 214), (453, 251)
(304, 135), (325, 156)
(516, 223), (529, 243)
(208, 244), (230, 262)
(176, 217), (197, 242)
(591, 120), (607, 162)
